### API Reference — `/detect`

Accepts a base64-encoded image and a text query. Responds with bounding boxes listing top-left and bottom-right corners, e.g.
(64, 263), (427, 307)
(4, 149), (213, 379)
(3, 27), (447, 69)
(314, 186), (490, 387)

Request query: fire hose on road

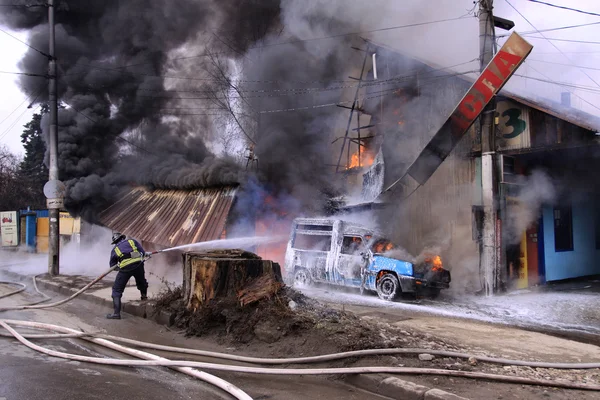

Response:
(1, 241), (600, 399)
(1, 317), (600, 395)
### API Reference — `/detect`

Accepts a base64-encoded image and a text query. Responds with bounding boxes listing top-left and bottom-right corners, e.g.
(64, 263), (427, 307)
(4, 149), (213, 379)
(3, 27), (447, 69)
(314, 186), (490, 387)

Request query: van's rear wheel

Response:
(293, 268), (312, 287)
(376, 273), (400, 301)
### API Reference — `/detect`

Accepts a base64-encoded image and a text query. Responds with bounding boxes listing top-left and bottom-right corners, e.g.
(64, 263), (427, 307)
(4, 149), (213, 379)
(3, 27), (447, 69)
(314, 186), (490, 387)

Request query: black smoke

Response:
(3, 0), (454, 225)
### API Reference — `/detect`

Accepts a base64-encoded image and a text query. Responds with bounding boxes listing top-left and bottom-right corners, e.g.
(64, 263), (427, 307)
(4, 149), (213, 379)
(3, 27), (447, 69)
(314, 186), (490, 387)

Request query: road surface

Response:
(0, 283), (388, 400)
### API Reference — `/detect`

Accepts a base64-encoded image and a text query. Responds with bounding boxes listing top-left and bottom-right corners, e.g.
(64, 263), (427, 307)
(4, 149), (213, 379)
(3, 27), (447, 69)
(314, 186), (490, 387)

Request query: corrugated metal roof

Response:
(98, 186), (238, 247)
(500, 91), (600, 133)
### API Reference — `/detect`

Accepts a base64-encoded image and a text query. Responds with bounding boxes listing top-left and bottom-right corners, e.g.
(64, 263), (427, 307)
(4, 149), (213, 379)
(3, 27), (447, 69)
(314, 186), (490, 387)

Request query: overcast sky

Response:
(1, 0), (600, 155)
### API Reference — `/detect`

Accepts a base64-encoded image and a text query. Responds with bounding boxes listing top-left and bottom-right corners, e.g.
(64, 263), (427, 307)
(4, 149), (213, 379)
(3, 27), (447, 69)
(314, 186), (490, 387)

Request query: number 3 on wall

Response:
(501, 108), (526, 139)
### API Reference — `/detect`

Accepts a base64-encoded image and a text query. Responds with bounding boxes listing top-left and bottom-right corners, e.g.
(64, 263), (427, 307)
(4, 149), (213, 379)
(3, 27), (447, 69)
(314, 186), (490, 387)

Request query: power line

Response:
(515, 74), (600, 94)
(505, 0), (600, 90)
(0, 70), (46, 77)
(68, 16), (471, 73)
(60, 100), (156, 156)
(259, 69), (478, 114)
(519, 36), (600, 45)
(0, 85), (45, 143)
(528, 58), (600, 72)
(497, 21), (600, 37)
(0, 104), (38, 143)
(0, 26), (50, 58)
(519, 62), (600, 114)
(128, 59), (480, 102)
(525, 0), (600, 18)
(0, 3), (46, 7)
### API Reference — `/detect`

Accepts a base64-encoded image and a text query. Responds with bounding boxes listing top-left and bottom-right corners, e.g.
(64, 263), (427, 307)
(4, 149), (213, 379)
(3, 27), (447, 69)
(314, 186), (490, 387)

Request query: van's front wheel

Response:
(293, 268), (312, 287)
(376, 273), (400, 301)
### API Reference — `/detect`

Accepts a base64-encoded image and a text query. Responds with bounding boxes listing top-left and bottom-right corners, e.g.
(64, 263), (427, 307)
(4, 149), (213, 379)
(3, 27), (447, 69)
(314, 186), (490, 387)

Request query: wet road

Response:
(0, 283), (388, 400)
(298, 283), (600, 338)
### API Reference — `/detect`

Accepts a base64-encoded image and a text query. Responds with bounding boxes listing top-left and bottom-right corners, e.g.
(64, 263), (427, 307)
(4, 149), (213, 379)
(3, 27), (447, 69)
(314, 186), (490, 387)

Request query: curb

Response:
(0, 270), (174, 325)
(346, 374), (469, 400)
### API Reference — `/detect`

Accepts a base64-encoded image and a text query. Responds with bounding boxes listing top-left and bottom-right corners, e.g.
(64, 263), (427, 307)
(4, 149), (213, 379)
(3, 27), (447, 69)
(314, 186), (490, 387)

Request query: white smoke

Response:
(505, 170), (556, 246)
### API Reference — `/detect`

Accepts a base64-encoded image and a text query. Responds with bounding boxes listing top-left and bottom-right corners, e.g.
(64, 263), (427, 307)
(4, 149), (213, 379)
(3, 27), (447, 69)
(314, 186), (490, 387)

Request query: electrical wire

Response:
(0, 82), (45, 143)
(131, 66), (479, 104)
(527, 58), (600, 73)
(521, 36), (600, 45)
(0, 27), (50, 59)
(0, 104), (39, 144)
(129, 58), (480, 96)
(59, 100), (156, 156)
(73, 16), (471, 73)
(505, 0), (600, 90)
(525, 0), (600, 18)
(514, 73), (600, 94)
(0, 70), (46, 77)
(497, 21), (600, 38)
(0, 3), (46, 7)
(259, 69), (479, 114)
(518, 62), (600, 114)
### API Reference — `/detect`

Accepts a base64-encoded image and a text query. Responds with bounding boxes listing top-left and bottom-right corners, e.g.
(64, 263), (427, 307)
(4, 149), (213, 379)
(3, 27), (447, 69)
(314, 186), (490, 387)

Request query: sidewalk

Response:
(0, 269), (173, 325)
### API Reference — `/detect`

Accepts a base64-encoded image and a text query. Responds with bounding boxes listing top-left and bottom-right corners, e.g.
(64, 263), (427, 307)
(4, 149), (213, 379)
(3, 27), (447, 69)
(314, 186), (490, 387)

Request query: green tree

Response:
(0, 144), (29, 211)
(18, 104), (48, 209)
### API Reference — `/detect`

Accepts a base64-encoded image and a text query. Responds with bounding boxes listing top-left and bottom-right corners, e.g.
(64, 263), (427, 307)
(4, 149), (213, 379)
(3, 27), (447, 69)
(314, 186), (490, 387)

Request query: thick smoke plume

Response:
(3, 1), (496, 293)
(1, 1), (473, 221)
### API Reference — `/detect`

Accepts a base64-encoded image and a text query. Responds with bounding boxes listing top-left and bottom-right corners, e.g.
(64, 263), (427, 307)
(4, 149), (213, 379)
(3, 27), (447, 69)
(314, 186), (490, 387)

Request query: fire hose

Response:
(1, 254), (600, 396)
(0, 266), (117, 312)
(1, 271), (600, 372)
(1, 319), (599, 394)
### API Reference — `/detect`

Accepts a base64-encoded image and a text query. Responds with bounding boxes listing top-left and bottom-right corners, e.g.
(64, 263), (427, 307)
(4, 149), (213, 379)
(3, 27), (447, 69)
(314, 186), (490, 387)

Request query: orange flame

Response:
(347, 150), (375, 169)
(425, 255), (443, 271)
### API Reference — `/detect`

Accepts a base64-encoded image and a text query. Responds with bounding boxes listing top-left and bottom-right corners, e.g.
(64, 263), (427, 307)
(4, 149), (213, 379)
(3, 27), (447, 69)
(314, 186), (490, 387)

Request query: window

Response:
(554, 206), (573, 252)
(296, 224), (333, 232)
(292, 234), (331, 251)
(342, 236), (364, 255)
(370, 238), (396, 254)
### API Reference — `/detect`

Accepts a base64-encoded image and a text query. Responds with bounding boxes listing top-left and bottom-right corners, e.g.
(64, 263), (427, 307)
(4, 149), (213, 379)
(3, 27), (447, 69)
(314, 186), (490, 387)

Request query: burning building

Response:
(332, 41), (600, 293)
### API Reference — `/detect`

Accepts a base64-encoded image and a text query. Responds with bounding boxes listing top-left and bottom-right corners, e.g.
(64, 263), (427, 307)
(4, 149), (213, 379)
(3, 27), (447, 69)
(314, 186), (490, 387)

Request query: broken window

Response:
(342, 236), (364, 255)
(292, 234), (331, 252)
(371, 238), (396, 253)
(553, 206), (573, 252)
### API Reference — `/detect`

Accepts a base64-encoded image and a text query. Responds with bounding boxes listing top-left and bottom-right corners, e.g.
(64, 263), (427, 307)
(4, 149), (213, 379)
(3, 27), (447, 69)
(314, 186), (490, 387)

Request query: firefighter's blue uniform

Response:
(106, 236), (149, 319)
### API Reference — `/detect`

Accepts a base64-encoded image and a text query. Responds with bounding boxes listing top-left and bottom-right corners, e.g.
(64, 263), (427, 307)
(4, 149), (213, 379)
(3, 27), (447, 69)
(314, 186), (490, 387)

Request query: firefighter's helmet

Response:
(111, 232), (126, 245)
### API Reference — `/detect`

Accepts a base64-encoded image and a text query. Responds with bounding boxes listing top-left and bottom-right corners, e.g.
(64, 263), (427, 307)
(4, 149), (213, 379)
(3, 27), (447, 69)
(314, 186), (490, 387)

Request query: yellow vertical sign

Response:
(517, 231), (528, 289)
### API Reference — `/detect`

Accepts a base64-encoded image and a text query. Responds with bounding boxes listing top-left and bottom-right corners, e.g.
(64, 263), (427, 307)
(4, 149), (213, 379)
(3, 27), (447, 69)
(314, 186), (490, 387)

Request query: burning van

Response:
(284, 218), (451, 300)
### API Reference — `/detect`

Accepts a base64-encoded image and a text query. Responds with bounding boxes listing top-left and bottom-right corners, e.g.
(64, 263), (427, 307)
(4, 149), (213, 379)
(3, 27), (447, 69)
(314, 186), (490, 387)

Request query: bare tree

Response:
(0, 145), (34, 211)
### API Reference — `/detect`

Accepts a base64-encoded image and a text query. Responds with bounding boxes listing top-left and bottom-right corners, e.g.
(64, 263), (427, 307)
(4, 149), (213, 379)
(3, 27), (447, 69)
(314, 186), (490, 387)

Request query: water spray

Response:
(145, 235), (287, 257)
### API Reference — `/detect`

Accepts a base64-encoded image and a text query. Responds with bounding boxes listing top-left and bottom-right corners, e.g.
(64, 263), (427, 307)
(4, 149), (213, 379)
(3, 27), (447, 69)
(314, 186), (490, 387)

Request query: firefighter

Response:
(106, 232), (149, 319)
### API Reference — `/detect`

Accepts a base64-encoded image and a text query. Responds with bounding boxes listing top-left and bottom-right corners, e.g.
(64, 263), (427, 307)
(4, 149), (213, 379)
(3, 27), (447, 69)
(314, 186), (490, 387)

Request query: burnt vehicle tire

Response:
(293, 268), (312, 287)
(376, 273), (400, 301)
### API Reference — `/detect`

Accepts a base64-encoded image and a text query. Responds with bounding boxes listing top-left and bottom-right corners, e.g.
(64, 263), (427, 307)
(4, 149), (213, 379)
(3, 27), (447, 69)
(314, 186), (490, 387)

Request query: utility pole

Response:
(478, 0), (498, 295)
(47, 0), (60, 276)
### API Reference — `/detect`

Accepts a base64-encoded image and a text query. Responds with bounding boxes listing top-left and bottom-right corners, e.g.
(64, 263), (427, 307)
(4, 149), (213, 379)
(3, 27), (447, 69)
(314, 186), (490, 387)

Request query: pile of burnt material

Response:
(158, 249), (410, 350)
(182, 249), (284, 311)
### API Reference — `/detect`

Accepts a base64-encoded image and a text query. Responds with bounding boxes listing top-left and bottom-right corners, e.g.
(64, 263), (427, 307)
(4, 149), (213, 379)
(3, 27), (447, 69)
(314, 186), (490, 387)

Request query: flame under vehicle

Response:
(284, 218), (451, 300)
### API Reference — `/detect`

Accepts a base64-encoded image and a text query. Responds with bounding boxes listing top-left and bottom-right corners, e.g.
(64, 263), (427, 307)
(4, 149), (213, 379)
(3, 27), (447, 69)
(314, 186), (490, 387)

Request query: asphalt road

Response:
(0, 283), (388, 400)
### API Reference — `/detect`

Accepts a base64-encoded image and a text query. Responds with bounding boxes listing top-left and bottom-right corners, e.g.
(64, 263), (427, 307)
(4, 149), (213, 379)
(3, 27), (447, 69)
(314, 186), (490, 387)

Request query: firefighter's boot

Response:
(106, 296), (121, 319)
(140, 289), (148, 301)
